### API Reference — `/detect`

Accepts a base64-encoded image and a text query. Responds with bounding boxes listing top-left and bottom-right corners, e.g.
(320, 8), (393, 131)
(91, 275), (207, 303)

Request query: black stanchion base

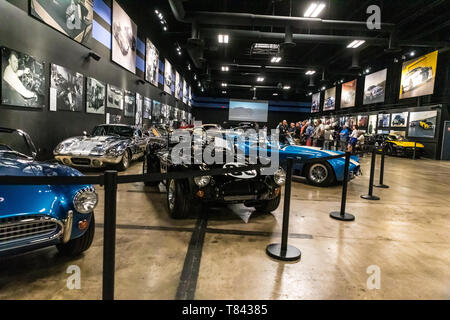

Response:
(360, 194), (380, 200)
(329, 211), (355, 221)
(374, 184), (389, 189)
(266, 244), (301, 262)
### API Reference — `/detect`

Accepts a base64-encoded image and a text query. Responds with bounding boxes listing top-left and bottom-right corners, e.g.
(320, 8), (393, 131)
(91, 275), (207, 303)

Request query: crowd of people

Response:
(276, 119), (365, 153)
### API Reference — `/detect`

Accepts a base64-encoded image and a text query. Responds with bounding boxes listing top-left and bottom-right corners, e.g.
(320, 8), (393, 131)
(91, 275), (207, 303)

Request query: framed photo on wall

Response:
(145, 39), (159, 86)
(341, 79), (357, 108)
(1, 47), (46, 108)
(408, 110), (437, 138)
(363, 69), (387, 105)
(123, 90), (135, 117)
(164, 59), (173, 95)
(107, 84), (124, 110)
(135, 93), (143, 126)
(30, 0), (93, 47)
(112, 0), (137, 74)
(391, 112), (408, 127)
(368, 114), (377, 135)
(50, 63), (83, 112)
(143, 96), (151, 120)
(311, 92), (320, 113)
(377, 113), (391, 128)
(86, 77), (105, 114)
(323, 87), (336, 111)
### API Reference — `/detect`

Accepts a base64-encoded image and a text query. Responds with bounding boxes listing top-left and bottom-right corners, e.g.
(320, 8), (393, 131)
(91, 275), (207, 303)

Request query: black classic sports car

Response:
(143, 129), (286, 219)
(54, 124), (148, 170)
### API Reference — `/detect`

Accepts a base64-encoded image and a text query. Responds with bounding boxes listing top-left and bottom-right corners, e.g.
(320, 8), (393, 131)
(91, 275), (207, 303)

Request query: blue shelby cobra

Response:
(0, 128), (98, 257)
(237, 136), (361, 187)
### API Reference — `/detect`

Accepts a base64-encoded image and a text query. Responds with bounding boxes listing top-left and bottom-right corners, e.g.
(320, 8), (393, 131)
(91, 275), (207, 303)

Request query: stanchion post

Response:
(266, 158), (301, 261)
(103, 170), (118, 300)
(375, 143), (389, 189)
(330, 152), (355, 221)
(413, 142), (416, 160)
(361, 148), (380, 200)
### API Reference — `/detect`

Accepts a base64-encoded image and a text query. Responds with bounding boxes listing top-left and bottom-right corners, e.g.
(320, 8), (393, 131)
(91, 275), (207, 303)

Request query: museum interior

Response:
(0, 0), (449, 303)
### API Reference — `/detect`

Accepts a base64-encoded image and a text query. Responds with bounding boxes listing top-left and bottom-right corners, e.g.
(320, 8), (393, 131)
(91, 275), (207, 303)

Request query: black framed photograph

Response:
(1, 47), (46, 108)
(50, 63), (83, 112)
(30, 0), (93, 46)
(135, 93), (143, 126)
(112, 0), (137, 74)
(143, 96), (151, 119)
(408, 110), (437, 138)
(123, 90), (135, 117)
(363, 69), (387, 105)
(145, 39), (159, 86)
(86, 77), (105, 114)
(107, 84), (123, 110)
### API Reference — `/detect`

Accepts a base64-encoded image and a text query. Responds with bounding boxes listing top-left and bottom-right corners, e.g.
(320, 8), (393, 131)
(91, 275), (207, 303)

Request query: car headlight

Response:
(73, 188), (98, 214)
(274, 167), (286, 186)
(54, 143), (64, 154)
(106, 146), (123, 157)
(194, 176), (211, 188)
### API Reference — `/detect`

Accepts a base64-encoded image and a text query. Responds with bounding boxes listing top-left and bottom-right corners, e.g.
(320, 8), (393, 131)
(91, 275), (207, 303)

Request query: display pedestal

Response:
(374, 184), (389, 189)
(330, 211), (355, 221)
(360, 194), (380, 200)
(266, 244), (301, 262)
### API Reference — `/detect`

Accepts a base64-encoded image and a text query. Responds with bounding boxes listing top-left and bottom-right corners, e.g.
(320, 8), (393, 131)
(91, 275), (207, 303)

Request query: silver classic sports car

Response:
(54, 124), (148, 171)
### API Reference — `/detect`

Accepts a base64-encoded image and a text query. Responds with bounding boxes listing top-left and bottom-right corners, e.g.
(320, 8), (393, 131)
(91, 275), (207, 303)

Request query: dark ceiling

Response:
(136, 0), (450, 101)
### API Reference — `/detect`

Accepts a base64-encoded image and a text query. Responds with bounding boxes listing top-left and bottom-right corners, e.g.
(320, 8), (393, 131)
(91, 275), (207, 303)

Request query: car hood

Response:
(0, 157), (83, 218)
(55, 135), (129, 156)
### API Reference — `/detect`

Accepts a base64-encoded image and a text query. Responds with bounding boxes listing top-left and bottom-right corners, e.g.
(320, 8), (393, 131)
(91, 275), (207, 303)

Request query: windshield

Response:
(91, 125), (134, 137)
(0, 130), (34, 158)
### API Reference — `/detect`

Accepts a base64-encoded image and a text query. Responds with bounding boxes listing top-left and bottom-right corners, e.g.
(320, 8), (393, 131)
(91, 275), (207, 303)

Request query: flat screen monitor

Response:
(228, 99), (268, 122)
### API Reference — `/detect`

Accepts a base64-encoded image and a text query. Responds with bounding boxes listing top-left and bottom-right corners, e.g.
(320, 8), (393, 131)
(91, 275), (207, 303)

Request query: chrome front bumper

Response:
(55, 154), (123, 168)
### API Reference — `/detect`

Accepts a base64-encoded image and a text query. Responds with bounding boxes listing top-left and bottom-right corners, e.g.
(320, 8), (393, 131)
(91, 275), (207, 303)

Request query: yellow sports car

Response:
(376, 134), (424, 158)
(419, 121), (434, 130)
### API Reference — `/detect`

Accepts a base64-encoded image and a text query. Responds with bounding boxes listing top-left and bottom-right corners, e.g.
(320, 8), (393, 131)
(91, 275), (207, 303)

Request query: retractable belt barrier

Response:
(0, 163), (266, 300)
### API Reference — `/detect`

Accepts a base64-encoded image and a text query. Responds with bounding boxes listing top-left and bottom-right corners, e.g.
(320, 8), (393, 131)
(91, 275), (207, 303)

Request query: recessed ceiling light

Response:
(257, 77), (265, 82)
(271, 56), (282, 63)
(155, 10), (159, 14)
(221, 66), (229, 72)
(163, 26), (167, 31)
(283, 85), (291, 90)
(222, 91), (227, 94)
(321, 86), (326, 90)
(409, 51), (416, 57)
(273, 93), (279, 96)
(347, 40), (366, 48)
(221, 83), (227, 87)
(305, 70), (316, 75)
(365, 68), (370, 74)
(304, 2), (326, 18)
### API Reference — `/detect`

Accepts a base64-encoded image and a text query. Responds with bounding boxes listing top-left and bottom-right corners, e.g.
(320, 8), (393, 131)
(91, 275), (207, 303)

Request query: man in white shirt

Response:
(2, 52), (36, 105)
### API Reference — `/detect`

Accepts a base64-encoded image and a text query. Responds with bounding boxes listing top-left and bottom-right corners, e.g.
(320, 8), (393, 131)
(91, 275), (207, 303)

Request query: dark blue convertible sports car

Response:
(0, 128), (98, 257)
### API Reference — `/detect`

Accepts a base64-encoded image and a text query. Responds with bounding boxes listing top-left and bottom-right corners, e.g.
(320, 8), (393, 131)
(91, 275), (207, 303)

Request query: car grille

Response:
(71, 158), (91, 166)
(221, 180), (267, 197)
(0, 215), (62, 245)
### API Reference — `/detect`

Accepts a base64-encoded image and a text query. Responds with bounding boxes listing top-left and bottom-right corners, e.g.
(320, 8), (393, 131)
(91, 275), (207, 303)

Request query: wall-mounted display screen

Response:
(86, 77), (105, 115)
(107, 84), (123, 110)
(368, 115), (377, 135)
(123, 90), (135, 118)
(408, 110), (437, 138)
(363, 68), (387, 105)
(399, 50), (438, 100)
(341, 79), (357, 108)
(143, 97), (151, 119)
(1, 47), (46, 108)
(50, 64), (83, 112)
(30, 0), (93, 46)
(391, 112), (408, 127)
(112, 0), (137, 74)
(311, 92), (320, 113)
(377, 113), (390, 128)
(164, 59), (173, 94)
(323, 87), (336, 111)
(229, 99), (269, 122)
(145, 39), (159, 86)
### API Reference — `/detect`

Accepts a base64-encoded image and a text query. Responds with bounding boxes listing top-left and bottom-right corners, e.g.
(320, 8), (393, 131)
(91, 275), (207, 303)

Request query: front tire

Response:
(167, 179), (191, 219)
(56, 215), (95, 256)
(117, 149), (131, 171)
(254, 193), (281, 213)
(305, 162), (335, 187)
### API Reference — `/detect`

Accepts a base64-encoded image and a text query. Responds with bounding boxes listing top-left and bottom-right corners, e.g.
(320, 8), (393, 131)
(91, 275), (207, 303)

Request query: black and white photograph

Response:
(86, 77), (105, 114)
(368, 115), (377, 135)
(143, 96), (151, 119)
(377, 113), (391, 128)
(135, 93), (143, 126)
(124, 90), (136, 117)
(323, 87), (336, 111)
(311, 92), (320, 113)
(363, 68), (387, 105)
(145, 39), (159, 86)
(110, 114), (122, 124)
(164, 59), (173, 94)
(391, 112), (408, 127)
(107, 84), (124, 110)
(152, 100), (162, 124)
(112, 0), (137, 74)
(50, 63), (83, 112)
(175, 71), (182, 100)
(30, 0), (93, 46)
(1, 47), (45, 108)
(408, 110), (437, 138)
(182, 78), (188, 104)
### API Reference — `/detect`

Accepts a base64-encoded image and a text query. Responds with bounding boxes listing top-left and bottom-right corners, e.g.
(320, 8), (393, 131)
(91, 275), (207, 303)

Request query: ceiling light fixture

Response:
(305, 70), (316, 75)
(283, 85), (291, 90)
(409, 51), (416, 57)
(273, 93), (279, 96)
(218, 34), (229, 44)
(304, 2), (326, 18)
(221, 83), (227, 87)
(271, 56), (282, 63)
(222, 91), (227, 94)
(347, 40), (366, 49)
(221, 66), (229, 72)
(257, 77), (265, 82)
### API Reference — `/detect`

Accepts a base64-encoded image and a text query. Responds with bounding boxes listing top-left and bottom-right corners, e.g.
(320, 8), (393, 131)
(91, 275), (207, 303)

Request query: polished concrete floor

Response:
(1, 155), (449, 300)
